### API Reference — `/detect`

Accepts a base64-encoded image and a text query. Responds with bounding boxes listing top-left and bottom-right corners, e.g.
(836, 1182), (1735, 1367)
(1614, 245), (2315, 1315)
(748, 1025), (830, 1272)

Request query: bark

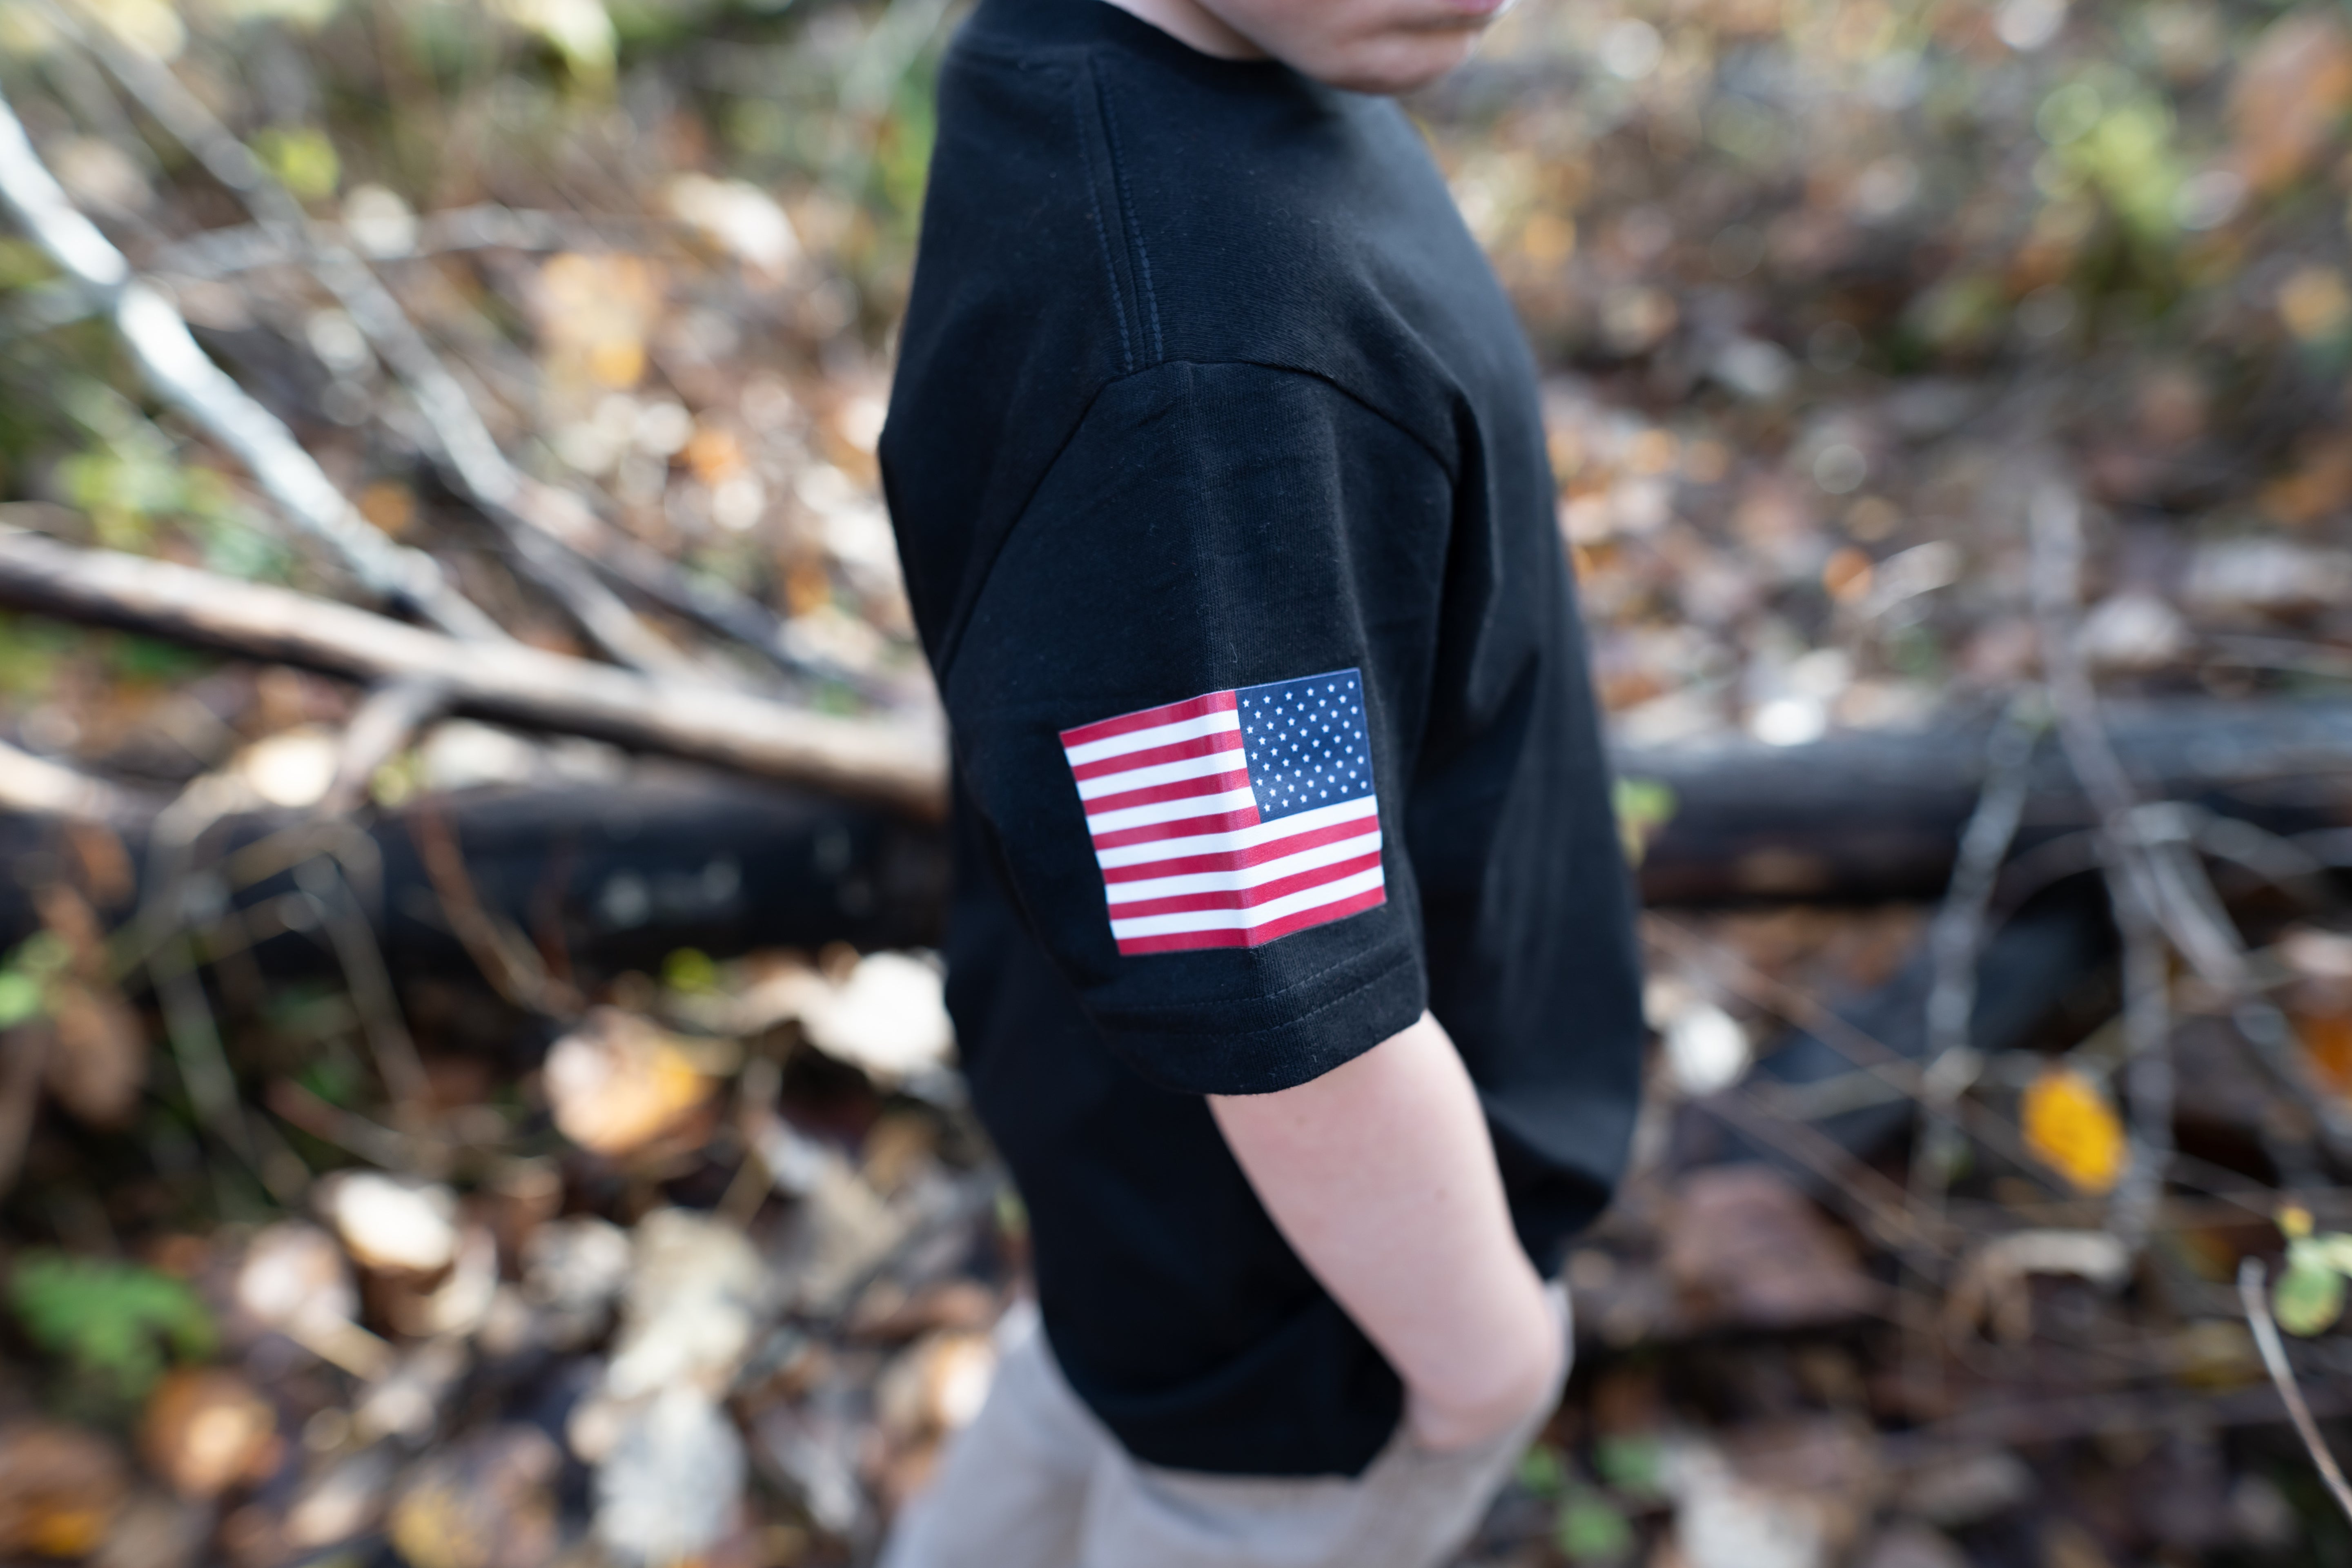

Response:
(1625, 699), (2352, 904)
(0, 529), (947, 817)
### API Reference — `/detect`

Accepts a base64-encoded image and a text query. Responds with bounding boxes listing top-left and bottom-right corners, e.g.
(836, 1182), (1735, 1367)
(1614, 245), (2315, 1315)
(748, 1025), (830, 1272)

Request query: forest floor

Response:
(2, 0), (2352, 1562)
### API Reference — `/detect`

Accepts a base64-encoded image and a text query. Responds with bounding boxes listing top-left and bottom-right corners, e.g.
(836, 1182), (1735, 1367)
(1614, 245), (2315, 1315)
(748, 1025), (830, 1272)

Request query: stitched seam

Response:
(1094, 81), (1164, 363)
(931, 359), (1452, 682)
(1095, 933), (1418, 1032)
(1072, 67), (1134, 375)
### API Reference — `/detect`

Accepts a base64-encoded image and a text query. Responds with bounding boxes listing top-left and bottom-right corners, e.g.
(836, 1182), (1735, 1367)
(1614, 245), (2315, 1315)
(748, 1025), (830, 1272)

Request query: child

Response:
(875, 0), (1645, 1559)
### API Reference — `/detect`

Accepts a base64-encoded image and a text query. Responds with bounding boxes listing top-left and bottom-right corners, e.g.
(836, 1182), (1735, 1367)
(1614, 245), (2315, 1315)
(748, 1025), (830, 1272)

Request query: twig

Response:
(322, 677), (452, 815)
(293, 858), (433, 1112)
(135, 774), (277, 1193)
(409, 804), (579, 1016)
(2029, 485), (2245, 982)
(0, 735), (152, 821)
(1643, 913), (2061, 1194)
(0, 1021), (53, 1198)
(2027, 482), (2177, 1244)
(1917, 693), (2047, 1185)
(0, 80), (499, 641)
(1906, 691), (2046, 1401)
(43, 7), (689, 677)
(2239, 1256), (2352, 1529)
(59, 12), (863, 694)
(145, 206), (675, 278)
(1696, 1087), (1951, 1266)
(265, 1078), (414, 1172)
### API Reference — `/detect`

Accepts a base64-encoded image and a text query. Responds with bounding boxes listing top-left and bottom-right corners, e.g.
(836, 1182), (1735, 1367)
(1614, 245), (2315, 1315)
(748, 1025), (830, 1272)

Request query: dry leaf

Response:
(2229, 11), (2352, 192)
(316, 1172), (461, 1275)
(43, 978), (146, 1127)
(533, 253), (665, 399)
(388, 1426), (561, 1568)
(797, 952), (954, 1085)
(543, 1007), (716, 1158)
(873, 1330), (996, 1441)
(1664, 1166), (1878, 1329)
(2020, 1067), (2127, 1195)
(0, 1423), (129, 1558)
(593, 1387), (746, 1568)
(138, 1368), (279, 1500)
(603, 1208), (774, 1400)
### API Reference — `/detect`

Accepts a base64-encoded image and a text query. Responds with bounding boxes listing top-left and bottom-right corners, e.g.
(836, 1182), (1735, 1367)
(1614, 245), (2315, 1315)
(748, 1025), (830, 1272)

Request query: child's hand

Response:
(1402, 1283), (1567, 1452)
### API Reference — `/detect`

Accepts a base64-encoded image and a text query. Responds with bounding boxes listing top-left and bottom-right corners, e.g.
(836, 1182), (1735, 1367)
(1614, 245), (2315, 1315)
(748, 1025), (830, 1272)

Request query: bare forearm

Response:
(1207, 1011), (1560, 1448)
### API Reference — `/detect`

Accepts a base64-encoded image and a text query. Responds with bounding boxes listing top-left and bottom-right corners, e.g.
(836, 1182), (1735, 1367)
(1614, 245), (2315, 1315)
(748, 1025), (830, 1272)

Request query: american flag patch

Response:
(1058, 669), (1386, 956)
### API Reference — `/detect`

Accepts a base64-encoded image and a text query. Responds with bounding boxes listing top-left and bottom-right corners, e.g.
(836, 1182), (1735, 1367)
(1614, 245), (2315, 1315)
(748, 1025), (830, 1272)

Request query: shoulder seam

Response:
(1069, 65), (1134, 376)
(1091, 76), (1164, 363)
(929, 360), (1454, 682)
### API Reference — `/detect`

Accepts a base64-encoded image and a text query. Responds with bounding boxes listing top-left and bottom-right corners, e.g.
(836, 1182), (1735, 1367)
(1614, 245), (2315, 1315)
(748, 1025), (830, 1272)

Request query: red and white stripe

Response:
(1060, 690), (1386, 955)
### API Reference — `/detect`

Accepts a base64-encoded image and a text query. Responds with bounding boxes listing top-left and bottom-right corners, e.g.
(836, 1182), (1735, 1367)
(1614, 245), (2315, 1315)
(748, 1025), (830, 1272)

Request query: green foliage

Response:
(993, 1184), (1029, 1243)
(1555, 1485), (1635, 1562)
(1612, 777), (1676, 866)
(0, 614), (76, 699)
(2272, 1207), (2352, 1336)
(8, 1251), (217, 1401)
(0, 931), (71, 1029)
(877, 69), (937, 235)
(663, 947), (720, 994)
(1593, 1433), (1664, 1500)
(253, 126), (342, 201)
(102, 634), (215, 685)
(2275, 1247), (2346, 1336)
(1515, 1440), (1569, 1498)
(0, 237), (57, 290)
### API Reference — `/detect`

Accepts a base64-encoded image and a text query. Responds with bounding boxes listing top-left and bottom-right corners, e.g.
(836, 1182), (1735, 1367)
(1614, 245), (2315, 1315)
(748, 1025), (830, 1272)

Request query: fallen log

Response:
(0, 529), (947, 817)
(1624, 699), (2352, 904)
(0, 770), (949, 983)
(0, 702), (2344, 997)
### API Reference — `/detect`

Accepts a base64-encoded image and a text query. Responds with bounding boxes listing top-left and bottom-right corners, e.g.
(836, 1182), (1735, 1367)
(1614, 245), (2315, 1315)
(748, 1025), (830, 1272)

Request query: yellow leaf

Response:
(2021, 1066), (2128, 1194)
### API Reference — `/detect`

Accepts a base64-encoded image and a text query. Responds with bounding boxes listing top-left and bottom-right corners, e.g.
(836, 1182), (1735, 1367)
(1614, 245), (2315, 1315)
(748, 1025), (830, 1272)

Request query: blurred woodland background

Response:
(2, 0), (2352, 1562)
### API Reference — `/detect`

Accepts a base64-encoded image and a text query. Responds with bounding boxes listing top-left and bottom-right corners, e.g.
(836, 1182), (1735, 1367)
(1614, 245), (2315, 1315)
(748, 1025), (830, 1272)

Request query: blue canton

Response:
(1235, 669), (1376, 823)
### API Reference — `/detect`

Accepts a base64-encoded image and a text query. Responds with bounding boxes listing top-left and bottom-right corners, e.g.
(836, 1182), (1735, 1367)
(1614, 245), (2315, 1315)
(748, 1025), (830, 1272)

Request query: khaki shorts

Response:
(879, 1289), (1569, 1568)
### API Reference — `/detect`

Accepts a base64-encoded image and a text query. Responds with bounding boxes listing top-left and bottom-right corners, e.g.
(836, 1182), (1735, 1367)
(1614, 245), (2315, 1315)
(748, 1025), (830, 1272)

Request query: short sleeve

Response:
(938, 360), (1451, 1095)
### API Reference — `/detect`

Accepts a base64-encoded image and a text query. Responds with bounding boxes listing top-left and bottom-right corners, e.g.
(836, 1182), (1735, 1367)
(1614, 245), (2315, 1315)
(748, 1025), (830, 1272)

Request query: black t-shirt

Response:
(879, 0), (1645, 1478)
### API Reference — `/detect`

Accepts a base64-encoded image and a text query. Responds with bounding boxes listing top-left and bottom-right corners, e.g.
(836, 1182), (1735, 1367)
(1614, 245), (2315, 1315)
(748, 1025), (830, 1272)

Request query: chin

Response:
(1314, 32), (1481, 93)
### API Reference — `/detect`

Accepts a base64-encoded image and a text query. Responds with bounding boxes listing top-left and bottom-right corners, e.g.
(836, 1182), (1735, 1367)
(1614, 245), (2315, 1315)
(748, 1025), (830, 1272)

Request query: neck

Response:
(1096, 0), (1267, 58)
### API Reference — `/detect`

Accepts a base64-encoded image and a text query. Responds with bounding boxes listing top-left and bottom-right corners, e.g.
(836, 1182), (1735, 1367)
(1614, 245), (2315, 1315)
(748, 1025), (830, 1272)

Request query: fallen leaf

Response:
(604, 1208), (775, 1400)
(797, 952), (955, 1085)
(388, 1426), (561, 1568)
(873, 1330), (996, 1441)
(1663, 1166), (1878, 1329)
(2230, 11), (2352, 192)
(0, 1423), (129, 1558)
(593, 1387), (746, 1567)
(543, 1007), (716, 1158)
(43, 978), (145, 1127)
(316, 1172), (461, 1275)
(2021, 1067), (2128, 1194)
(138, 1368), (279, 1500)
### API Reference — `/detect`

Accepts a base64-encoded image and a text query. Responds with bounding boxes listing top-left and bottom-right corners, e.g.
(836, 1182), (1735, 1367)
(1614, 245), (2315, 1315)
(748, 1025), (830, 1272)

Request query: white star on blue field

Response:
(1235, 670), (1376, 823)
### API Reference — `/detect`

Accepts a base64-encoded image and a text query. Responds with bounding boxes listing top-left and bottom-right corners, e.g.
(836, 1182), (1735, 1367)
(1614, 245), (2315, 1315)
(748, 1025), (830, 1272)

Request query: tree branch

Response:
(0, 528), (948, 815)
(2239, 1256), (2352, 1529)
(46, 7), (691, 676)
(0, 80), (500, 641)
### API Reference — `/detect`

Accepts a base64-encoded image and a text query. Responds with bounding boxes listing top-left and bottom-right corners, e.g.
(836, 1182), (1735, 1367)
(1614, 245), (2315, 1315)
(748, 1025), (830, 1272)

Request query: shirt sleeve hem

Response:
(1092, 949), (1428, 1098)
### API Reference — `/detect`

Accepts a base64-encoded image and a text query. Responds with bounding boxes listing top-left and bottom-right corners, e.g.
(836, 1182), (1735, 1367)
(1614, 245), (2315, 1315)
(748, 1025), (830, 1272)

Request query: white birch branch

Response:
(0, 82), (501, 641)
(45, 11), (687, 676)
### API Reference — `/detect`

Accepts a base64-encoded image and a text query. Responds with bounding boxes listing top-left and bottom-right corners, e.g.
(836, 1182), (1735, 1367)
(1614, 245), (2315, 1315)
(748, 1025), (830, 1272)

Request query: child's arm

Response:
(1208, 1011), (1564, 1451)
